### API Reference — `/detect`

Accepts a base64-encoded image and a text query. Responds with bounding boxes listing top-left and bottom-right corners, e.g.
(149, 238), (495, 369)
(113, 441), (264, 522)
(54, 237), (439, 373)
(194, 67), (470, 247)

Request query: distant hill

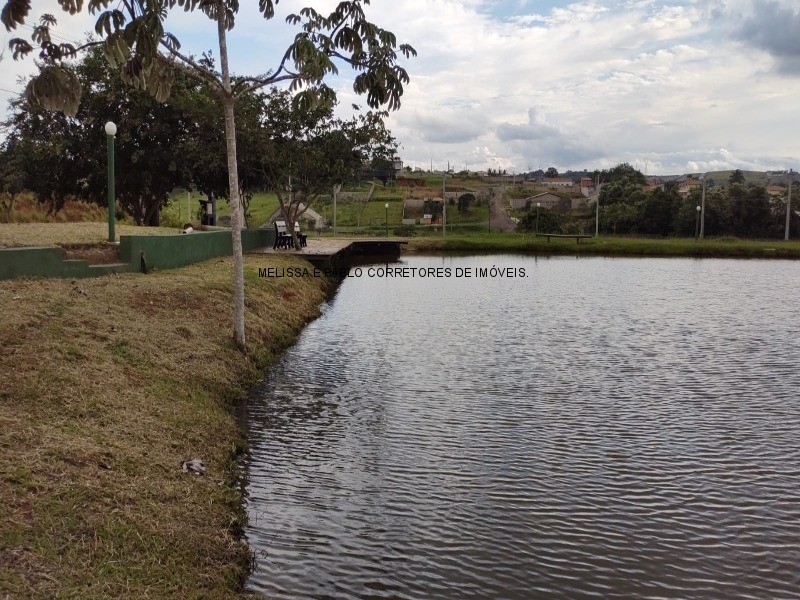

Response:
(687, 170), (768, 186)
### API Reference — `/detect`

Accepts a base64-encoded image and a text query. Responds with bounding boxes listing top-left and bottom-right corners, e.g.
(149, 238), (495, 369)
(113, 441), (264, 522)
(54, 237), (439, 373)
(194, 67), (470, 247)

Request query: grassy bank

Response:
(0, 222), (178, 248)
(0, 254), (330, 598)
(407, 233), (800, 258)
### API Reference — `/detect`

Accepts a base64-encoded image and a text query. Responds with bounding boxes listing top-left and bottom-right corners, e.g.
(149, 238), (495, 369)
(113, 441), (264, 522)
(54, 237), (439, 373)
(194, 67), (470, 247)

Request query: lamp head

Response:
(105, 121), (117, 136)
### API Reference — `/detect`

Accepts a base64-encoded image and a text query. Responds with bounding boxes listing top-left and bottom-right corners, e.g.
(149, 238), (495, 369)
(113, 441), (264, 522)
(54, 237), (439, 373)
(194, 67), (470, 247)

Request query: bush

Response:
(394, 225), (415, 236)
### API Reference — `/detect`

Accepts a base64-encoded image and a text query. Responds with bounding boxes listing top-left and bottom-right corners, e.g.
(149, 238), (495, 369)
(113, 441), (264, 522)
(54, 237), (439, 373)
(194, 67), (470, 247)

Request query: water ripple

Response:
(242, 256), (800, 599)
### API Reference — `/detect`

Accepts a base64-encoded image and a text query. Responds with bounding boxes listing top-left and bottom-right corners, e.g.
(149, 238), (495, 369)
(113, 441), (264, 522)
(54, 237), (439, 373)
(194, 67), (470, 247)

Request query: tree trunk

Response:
(218, 7), (246, 349)
(144, 197), (161, 227)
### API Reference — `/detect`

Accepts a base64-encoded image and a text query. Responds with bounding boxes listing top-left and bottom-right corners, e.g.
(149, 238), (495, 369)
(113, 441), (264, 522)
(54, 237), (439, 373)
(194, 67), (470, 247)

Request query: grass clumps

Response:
(0, 254), (329, 598)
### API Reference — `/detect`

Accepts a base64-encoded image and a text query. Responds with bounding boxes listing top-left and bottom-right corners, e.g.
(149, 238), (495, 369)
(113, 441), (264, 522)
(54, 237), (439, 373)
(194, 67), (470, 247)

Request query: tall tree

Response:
(3, 0), (415, 349)
(256, 89), (395, 248)
(729, 169), (746, 185)
(640, 187), (680, 236)
(3, 45), (237, 225)
(0, 137), (27, 222)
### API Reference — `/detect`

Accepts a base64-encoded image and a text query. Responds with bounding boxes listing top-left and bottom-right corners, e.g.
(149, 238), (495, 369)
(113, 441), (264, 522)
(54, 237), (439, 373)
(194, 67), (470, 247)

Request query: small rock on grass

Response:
(181, 458), (206, 475)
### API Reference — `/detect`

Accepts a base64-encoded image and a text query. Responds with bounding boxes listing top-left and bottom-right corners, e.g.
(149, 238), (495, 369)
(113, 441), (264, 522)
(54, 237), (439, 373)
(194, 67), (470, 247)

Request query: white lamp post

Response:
(695, 205), (701, 241)
(105, 121), (117, 242)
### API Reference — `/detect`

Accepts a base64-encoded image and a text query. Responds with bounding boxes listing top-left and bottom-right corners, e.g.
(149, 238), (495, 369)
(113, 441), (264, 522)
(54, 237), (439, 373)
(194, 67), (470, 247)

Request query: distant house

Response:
(542, 177), (574, 188)
(677, 179), (703, 197)
(571, 197), (590, 211)
(509, 192), (562, 211)
(767, 185), (785, 197)
(392, 156), (403, 175)
(580, 177), (596, 198)
(404, 197), (441, 209)
(643, 179), (662, 193)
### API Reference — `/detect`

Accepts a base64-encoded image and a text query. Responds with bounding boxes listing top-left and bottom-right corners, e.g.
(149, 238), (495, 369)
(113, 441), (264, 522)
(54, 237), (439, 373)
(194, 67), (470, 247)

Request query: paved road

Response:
(489, 186), (517, 232)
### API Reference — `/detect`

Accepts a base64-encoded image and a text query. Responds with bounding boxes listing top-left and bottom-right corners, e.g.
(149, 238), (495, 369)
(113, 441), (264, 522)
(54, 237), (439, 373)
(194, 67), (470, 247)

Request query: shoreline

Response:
(3, 241), (798, 598)
(406, 234), (800, 258)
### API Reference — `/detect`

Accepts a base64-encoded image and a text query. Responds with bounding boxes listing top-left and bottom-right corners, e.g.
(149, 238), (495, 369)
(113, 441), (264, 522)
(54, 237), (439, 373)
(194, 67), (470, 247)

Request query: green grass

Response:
(311, 199), (490, 235)
(163, 190), (280, 228)
(700, 170), (768, 186)
(0, 254), (330, 598)
(315, 198), (404, 228)
(408, 233), (800, 258)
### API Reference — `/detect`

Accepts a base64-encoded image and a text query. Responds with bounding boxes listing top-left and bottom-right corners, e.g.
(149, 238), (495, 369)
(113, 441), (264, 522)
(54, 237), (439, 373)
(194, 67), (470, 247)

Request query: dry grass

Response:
(0, 222), (179, 248)
(0, 254), (330, 599)
(1, 194), (109, 225)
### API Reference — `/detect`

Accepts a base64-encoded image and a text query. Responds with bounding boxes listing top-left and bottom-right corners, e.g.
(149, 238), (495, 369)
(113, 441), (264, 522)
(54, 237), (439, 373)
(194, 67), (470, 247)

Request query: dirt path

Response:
(489, 186), (517, 232)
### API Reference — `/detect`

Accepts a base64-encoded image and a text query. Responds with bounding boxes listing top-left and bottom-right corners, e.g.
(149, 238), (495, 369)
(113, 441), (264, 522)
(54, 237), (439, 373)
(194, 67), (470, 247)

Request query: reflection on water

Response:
(241, 255), (800, 599)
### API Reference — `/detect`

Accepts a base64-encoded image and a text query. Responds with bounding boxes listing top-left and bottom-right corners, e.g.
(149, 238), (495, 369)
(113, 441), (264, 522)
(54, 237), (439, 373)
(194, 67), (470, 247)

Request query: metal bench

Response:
(539, 233), (593, 243)
(273, 220), (308, 249)
(293, 221), (308, 248)
(273, 221), (293, 249)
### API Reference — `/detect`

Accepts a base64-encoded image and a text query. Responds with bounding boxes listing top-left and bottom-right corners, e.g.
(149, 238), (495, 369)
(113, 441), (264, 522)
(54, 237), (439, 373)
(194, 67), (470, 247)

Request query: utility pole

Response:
(442, 171), (447, 236)
(594, 174), (600, 237)
(700, 176), (706, 240)
(333, 183), (341, 237)
(786, 178), (793, 240)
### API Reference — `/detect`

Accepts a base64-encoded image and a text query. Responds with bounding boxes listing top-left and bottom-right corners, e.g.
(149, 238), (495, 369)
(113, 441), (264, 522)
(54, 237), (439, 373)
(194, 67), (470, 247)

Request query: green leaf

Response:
(8, 36), (32, 59)
(25, 64), (82, 116)
(87, 0), (110, 15)
(259, 0), (276, 19)
(1, 0), (31, 31)
(56, 0), (83, 16)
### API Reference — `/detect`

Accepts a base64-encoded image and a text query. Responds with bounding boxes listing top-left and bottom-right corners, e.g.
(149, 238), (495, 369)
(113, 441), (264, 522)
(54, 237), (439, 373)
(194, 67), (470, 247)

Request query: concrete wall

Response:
(0, 229), (274, 280)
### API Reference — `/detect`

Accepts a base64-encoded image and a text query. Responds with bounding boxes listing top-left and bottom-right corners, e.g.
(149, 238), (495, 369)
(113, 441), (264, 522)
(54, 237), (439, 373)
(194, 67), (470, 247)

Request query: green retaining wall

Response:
(119, 229), (273, 271)
(0, 229), (275, 280)
(0, 246), (132, 280)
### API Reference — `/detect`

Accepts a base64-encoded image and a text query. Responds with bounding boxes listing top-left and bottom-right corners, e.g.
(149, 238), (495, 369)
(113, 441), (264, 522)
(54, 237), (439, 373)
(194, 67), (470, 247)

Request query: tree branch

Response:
(239, 72), (299, 96)
(159, 40), (223, 93)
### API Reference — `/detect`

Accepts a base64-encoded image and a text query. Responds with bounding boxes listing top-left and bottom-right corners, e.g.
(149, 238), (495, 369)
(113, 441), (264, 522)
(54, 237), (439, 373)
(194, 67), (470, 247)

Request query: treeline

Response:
(0, 46), (396, 226)
(517, 164), (798, 239)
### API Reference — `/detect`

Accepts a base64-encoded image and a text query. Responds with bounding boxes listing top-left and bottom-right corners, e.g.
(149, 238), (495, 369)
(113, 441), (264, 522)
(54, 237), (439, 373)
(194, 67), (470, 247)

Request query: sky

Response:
(1, 0), (799, 176)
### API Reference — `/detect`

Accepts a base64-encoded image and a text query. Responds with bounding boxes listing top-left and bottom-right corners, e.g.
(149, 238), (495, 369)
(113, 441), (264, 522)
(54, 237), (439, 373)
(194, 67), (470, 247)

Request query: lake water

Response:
(241, 255), (800, 599)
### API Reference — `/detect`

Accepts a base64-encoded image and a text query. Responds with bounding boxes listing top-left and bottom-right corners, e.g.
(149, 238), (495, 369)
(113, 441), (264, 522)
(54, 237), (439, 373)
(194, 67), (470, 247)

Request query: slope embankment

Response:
(0, 254), (329, 599)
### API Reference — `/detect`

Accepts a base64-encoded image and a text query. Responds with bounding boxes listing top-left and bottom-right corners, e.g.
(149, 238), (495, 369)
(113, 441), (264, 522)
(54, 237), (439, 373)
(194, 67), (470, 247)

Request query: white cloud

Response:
(2, 0), (799, 174)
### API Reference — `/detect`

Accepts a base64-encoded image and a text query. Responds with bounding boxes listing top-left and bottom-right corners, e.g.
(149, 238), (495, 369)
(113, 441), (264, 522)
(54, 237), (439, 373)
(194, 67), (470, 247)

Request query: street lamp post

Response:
(695, 205), (701, 241)
(385, 202), (389, 237)
(536, 202), (541, 235)
(105, 121), (117, 242)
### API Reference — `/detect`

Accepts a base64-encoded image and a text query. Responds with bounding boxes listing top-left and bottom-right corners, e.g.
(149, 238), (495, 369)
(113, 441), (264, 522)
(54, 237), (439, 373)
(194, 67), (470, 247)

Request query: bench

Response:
(273, 220), (292, 249)
(538, 233), (593, 243)
(293, 221), (308, 248)
(273, 220), (308, 249)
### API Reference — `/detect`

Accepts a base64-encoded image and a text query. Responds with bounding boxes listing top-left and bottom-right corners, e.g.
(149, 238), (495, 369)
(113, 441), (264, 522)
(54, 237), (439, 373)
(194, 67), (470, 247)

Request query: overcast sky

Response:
(1, 0), (799, 175)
